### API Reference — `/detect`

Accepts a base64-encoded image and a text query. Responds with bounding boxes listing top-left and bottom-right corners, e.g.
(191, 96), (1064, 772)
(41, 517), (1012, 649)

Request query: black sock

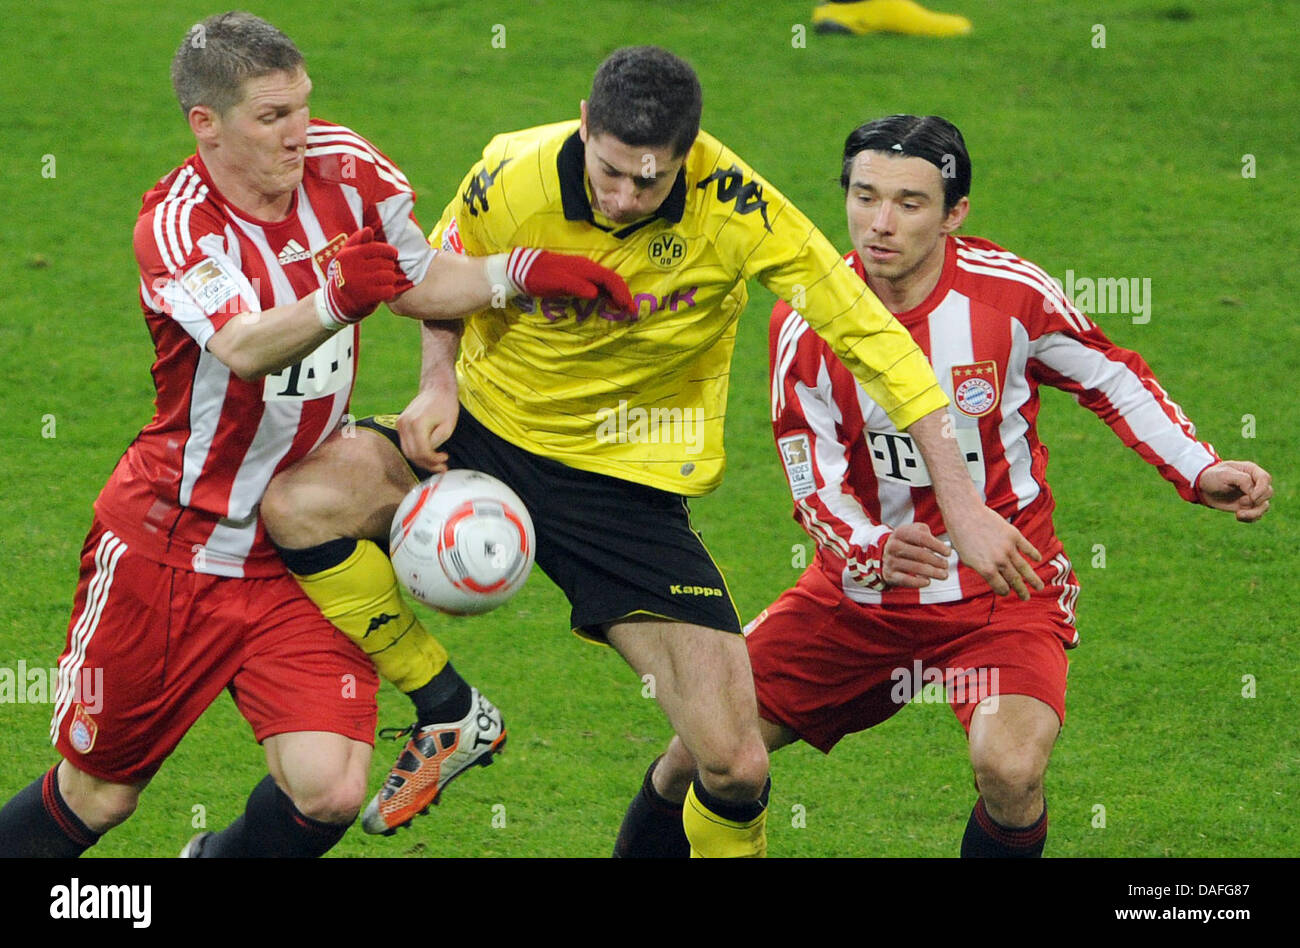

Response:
(409, 662), (472, 726)
(201, 775), (350, 858)
(0, 765), (101, 857)
(613, 758), (690, 858)
(274, 536), (357, 575)
(690, 773), (771, 823)
(961, 796), (1047, 857)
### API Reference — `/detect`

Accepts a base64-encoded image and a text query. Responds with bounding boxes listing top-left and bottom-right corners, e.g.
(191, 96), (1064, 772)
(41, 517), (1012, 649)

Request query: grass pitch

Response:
(0, 1), (1294, 860)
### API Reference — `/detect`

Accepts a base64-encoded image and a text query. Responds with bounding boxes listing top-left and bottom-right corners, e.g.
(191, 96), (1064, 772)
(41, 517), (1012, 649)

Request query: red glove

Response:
(317, 227), (405, 327)
(500, 248), (633, 313)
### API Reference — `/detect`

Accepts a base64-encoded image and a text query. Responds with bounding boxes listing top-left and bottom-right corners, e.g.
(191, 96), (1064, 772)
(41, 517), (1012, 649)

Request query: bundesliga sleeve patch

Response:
(778, 434), (817, 500)
(179, 257), (241, 316)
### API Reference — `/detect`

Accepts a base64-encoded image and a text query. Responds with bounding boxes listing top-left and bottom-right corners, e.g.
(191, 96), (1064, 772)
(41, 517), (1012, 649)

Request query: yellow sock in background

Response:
(293, 539), (447, 692)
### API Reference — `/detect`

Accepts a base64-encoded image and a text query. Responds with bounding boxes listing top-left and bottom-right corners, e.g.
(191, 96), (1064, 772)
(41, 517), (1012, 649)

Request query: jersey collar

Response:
(849, 235), (960, 326)
(556, 130), (687, 239)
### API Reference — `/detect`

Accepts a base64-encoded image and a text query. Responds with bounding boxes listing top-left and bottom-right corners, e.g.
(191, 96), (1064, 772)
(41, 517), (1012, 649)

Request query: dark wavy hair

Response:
(586, 46), (702, 157)
(841, 115), (971, 210)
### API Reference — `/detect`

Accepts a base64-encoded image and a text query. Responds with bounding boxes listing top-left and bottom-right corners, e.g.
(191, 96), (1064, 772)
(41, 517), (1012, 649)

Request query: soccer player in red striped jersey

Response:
(0, 12), (629, 858)
(618, 114), (1271, 857)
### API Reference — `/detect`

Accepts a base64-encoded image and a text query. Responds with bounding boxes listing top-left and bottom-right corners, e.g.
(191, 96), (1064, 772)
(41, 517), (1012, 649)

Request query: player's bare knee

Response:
(262, 431), (405, 548)
(260, 471), (331, 543)
(696, 740), (769, 801)
(973, 754), (1045, 808)
(290, 777), (365, 826)
(91, 786), (140, 830)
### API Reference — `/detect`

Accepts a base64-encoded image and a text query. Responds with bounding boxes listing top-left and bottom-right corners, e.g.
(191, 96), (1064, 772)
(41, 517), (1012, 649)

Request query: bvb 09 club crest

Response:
(647, 232), (687, 270)
(951, 360), (1000, 417)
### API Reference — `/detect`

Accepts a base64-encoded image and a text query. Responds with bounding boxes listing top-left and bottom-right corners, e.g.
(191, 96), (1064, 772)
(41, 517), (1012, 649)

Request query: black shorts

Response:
(357, 409), (741, 641)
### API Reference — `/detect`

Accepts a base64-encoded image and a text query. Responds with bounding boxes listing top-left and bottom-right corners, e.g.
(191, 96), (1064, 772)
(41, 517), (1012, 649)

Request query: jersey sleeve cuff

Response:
(887, 384), (951, 433)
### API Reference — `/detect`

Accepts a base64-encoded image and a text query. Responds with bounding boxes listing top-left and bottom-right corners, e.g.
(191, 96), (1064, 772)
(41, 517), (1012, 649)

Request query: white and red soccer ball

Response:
(389, 470), (535, 615)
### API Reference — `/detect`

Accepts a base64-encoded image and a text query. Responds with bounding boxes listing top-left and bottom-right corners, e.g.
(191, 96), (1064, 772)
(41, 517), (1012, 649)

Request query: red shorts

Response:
(746, 558), (1078, 753)
(50, 522), (380, 784)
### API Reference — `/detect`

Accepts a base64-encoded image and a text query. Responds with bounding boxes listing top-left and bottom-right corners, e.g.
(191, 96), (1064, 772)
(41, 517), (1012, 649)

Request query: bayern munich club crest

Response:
(951, 360), (1001, 417)
(69, 703), (98, 754)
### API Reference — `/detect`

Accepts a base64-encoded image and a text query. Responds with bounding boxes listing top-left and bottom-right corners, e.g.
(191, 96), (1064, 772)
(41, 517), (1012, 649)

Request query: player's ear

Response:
(942, 195), (970, 234)
(189, 105), (219, 144)
(579, 100), (588, 143)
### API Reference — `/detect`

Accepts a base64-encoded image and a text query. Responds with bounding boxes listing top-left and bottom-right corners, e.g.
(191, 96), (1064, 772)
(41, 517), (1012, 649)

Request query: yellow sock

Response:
(292, 539), (448, 692)
(682, 782), (768, 858)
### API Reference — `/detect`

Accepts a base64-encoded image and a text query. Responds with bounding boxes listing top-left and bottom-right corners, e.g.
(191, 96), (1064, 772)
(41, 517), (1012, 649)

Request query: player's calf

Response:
(266, 731), (371, 825)
(189, 734), (369, 857)
(56, 760), (144, 832)
(963, 693), (1058, 856)
(966, 692), (1057, 827)
(0, 762), (143, 857)
(608, 620), (771, 856)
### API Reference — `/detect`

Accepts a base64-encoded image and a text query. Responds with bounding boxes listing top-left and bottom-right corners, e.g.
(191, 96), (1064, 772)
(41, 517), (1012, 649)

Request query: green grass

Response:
(0, 0), (1295, 858)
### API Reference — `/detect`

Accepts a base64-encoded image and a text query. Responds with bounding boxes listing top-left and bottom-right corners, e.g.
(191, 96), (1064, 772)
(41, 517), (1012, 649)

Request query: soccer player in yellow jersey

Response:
(260, 46), (1041, 855)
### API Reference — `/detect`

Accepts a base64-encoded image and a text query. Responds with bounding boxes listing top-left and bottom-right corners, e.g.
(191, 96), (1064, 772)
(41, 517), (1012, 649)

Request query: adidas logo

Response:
(277, 239), (311, 264)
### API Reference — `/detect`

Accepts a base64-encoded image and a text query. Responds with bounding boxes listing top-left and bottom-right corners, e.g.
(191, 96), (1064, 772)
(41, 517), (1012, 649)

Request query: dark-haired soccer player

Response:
(0, 11), (629, 858)
(617, 114), (1272, 857)
(262, 53), (1045, 855)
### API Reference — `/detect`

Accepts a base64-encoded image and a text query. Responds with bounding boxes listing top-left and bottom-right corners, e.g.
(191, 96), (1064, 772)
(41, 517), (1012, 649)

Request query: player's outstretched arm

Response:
(906, 408), (1043, 600)
(1196, 460), (1274, 522)
(390, 248), (633, 321)
(208, 227), (403, 380)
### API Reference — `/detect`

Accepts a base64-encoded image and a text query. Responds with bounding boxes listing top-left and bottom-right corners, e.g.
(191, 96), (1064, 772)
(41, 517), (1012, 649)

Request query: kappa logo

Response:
(951, 361), (1000, 417)
(647, 232), (687, 269)
(276, 238), (311, 265)
(669, 584), (723, 597)
(697, 164), (772, 232)
(365, 613), (399, 636)
(463, 158), (511, 216)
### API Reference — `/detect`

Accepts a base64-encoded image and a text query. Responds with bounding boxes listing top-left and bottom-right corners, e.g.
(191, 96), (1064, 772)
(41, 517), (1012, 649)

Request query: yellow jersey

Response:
(429, 120), (947, 495)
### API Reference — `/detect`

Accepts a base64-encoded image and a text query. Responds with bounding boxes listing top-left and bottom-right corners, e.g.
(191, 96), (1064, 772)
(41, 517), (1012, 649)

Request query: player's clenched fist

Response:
(315, 226), (407, 329)
(488, 248), (633, 312)
(1196, 460), (1274, 522)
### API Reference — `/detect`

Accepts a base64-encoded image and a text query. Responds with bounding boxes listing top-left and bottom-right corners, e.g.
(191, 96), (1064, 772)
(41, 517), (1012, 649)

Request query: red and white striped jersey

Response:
(770, 236), (1219, 605)
(97, 120), (435, 578)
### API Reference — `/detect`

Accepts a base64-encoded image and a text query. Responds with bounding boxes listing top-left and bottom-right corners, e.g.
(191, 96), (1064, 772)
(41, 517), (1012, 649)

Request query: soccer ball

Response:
(389, 469), (536, 615)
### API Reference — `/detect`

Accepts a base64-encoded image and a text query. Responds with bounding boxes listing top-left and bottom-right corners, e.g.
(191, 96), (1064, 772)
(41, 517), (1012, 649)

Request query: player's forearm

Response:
(390, 251), (496, 321)
(418, 318), (463, 392)
(905, 408), (984, 527)
(205, 295), (333, 381)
